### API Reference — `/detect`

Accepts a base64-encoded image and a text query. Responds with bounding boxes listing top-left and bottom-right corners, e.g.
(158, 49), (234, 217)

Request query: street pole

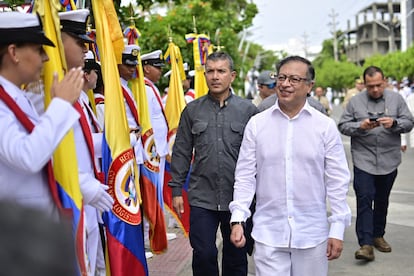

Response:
(329, 9), (339, 61)
(388, 0), (395, 52)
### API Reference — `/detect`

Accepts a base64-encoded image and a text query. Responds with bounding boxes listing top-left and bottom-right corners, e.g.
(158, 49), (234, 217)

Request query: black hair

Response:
(276, 55), (315, 82)
(363, 66), (384, 82)
(206, 51), (235, 71)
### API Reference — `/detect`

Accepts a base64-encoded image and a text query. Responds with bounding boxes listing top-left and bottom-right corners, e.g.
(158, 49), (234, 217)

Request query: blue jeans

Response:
(189, 206), (247, 276)
(353, 166), (397, 246)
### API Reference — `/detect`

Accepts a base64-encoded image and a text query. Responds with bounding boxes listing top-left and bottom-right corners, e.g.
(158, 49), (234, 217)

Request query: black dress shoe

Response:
(355, 245), (375, 261)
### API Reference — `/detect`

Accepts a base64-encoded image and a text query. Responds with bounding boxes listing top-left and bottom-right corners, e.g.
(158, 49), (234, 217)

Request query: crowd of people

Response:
(2, 6), (414, 276)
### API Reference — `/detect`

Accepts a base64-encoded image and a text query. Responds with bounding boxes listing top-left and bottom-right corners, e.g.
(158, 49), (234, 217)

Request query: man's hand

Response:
(326, 238), (343, 260)
(377, 117), (395, 129)
(360, 118), (380, 130)
(230, 224), (246, 248)
(172, 196), (184, 218)
(51, 67), (84, 104)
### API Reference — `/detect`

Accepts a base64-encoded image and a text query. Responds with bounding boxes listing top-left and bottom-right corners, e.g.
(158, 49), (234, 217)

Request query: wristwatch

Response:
(230, 221), (246, 229)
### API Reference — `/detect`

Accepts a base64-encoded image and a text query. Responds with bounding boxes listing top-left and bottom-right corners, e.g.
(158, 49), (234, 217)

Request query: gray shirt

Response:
(338, 90), (414, 175)
(257, 93), (328, 115)
(168, 92), (258, 211)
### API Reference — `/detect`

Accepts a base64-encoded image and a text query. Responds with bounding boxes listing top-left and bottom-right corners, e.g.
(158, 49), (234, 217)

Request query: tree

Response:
(313, 35), (362, 91)
(116, 0), (272, 93)
(364, 47), (414, 81)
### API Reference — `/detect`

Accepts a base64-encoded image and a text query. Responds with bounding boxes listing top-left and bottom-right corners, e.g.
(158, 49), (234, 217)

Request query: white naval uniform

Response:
(120, 77), (144, 165)
(74, 91), (104, 276)
(144, 77), (168, 193)
(0, 76), (79, 218)
(94, 93), (105, 127)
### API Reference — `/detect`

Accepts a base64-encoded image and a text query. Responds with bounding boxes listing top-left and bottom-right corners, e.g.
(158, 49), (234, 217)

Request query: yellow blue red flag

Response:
(125, 25), (168, 254)
(185, 33), (211, 98)
(32, 0), (88, 274)
(91, 0), (148, 275)
(163, 41), (190, 236)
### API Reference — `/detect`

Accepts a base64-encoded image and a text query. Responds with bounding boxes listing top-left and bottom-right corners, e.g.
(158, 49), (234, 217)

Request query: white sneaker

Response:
(145, 251), (153, 259)
(166, 232), (177, 241)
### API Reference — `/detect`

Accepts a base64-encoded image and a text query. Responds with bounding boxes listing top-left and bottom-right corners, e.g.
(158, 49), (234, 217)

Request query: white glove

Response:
(89, 184), (114, 213)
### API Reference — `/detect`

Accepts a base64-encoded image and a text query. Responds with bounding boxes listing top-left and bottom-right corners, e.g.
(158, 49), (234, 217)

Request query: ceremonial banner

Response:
(163, 41), (190, 236)
(185, 33), (211, 98)
(125, 25), (168, 254)
(91, 0), (148, 275)
(32, 0), (87, 274)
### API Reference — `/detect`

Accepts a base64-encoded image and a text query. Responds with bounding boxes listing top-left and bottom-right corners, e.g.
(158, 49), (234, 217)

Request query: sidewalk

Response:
(147, 226), (256, 275)
(147, 212), (414, 276)
(146, 226), (192, 276)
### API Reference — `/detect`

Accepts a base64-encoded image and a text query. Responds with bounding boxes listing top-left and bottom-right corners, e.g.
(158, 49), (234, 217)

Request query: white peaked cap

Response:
(84, 50), (95, 60)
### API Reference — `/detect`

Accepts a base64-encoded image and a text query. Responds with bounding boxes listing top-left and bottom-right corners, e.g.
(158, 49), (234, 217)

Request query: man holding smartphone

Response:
(338, 66), (414, 261)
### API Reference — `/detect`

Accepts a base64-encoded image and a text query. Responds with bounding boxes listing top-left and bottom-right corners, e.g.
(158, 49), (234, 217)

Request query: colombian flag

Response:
(91, 0), (148, 275)
(60, 0), (77, 11)
(163, 41), (190, 236)
(126, 25), (168, 254)
(185, 33), (211, 98)
(32, 0), (87, 274)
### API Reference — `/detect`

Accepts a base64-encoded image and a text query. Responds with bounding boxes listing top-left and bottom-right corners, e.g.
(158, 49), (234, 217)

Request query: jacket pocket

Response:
(192, 121), (209, 145)
(230, 122), (244, 148)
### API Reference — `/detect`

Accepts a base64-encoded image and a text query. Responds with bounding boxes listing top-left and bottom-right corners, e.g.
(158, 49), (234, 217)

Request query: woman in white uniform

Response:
(0, 12), (83, 217)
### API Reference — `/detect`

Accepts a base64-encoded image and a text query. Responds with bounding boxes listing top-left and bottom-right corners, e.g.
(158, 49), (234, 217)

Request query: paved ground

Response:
(148, 104), (414, 275)
(146, 226), (192, 276)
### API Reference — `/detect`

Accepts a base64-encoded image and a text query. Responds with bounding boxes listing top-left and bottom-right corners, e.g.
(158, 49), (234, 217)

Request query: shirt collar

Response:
(79, 90), (89, 103)
(273, 99), (313, 119)
(207, 88), (234, 104)
(0, 75), (24, 101)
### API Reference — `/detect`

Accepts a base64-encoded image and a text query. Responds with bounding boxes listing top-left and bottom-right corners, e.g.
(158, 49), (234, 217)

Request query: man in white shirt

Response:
(229, 56), (351, 276)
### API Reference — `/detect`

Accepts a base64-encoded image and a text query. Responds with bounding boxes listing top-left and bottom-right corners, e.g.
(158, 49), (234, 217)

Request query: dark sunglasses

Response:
(259, 82), (276, 89)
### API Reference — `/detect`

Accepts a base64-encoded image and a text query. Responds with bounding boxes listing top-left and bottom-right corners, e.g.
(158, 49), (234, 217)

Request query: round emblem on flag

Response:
(107, 148), (141, 225)
(142, 129), (160, 172)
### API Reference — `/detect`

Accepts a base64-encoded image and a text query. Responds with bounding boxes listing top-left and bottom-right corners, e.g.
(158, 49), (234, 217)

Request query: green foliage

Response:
(2, 0), (25, 9)
(115, 0), (275, 94)
(313, 36), (363, 91)
(314, 59), (362, 91)
(364, 47), (414, 81)
(314, 32), (414, 89)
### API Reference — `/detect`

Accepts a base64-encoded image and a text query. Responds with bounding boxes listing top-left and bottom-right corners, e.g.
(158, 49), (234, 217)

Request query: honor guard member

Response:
(118, 44), (144, 166)
(183, 63), (196, 104)
(119, 45), (156, 258)
(59, 9), (114, 276)
(141, 49), (168, 202)
(84, 50), (105, 126)
(0, 12), (83, 217)
(142, 50), (177, 241)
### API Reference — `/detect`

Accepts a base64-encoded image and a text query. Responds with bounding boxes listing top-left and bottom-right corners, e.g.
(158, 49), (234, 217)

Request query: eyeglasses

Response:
(276, 74), (309, 85)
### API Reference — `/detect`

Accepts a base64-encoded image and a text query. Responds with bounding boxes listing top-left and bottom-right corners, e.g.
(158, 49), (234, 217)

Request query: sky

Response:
(250, 0), (378, 56)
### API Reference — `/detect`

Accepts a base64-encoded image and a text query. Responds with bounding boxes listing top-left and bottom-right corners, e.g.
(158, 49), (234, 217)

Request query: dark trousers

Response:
(353, 166), (397, 246)
(189, 206), (247, 276)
